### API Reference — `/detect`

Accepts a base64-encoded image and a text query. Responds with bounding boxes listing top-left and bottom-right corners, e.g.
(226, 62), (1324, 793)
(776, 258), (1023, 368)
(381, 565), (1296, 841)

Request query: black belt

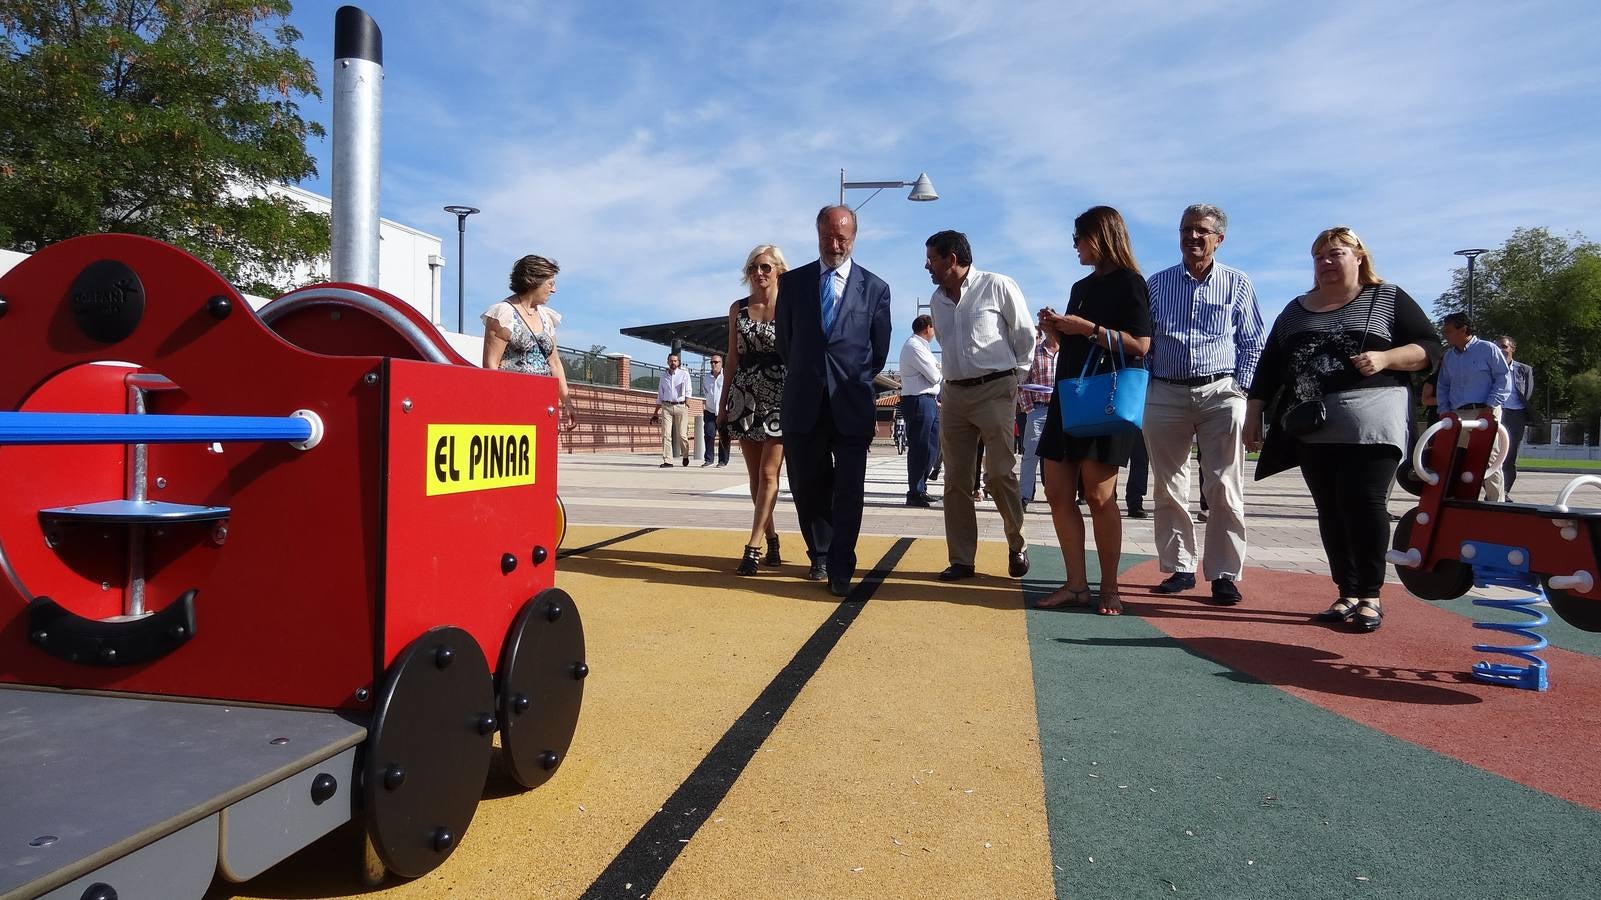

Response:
(947, 370), (1014, 388)
(662, 401), (686, 405)
(1456, 402), (1488, 410)
(1154, 373), (1231, 387)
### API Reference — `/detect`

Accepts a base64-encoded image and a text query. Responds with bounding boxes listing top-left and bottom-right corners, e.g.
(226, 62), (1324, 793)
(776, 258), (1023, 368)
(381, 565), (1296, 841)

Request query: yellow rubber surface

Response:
(213, 526), (1050, 899)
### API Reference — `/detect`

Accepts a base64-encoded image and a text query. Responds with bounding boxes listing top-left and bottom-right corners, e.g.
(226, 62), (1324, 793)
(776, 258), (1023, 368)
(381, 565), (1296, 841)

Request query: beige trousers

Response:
(1453, 407), (1506, 501)
(1143, 377), (1248, 581)
(660, 403), (691, 462)
(940, 373), (1026, 566)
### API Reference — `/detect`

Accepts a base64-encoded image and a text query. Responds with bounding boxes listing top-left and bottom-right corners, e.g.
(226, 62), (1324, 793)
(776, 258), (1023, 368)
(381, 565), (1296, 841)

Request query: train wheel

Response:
(1546, 586), (1601, 632)
(1392, 509), (1474, 601)
(554, 494), (568, 548)
(497, 588), (587, 789)
(363, 626), (496, 879)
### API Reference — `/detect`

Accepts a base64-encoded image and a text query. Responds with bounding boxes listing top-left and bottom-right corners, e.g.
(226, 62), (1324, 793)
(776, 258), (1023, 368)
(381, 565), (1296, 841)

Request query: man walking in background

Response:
(654, 352), (693, 468)
(1439, 314), (1510, 501)
(1497, 335), (1534, 499)
(899, 314), (942, 507)
(700, 354), (729, 467)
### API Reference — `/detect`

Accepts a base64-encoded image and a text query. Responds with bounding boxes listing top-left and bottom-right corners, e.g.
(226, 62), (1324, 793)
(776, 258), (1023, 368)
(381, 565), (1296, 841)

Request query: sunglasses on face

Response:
(746, 262), (775, 275)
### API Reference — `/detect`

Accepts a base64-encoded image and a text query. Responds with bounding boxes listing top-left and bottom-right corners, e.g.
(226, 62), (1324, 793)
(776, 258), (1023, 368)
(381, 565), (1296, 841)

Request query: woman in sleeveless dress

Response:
(1034, 206), (1153, 616)
(482, 254), (578, 430)
(719, 244), (790, 575)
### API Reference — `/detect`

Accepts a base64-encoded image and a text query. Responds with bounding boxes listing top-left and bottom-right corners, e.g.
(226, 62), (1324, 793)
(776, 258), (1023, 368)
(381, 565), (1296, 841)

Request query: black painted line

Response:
(580, 537), (917, 899)
(558, 527), (660, 560)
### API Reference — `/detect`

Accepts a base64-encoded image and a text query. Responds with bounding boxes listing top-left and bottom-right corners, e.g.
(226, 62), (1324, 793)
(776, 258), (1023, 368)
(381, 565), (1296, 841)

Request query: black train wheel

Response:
(363, 626), (496, 879)
(1392, 509), (1475, 601)
(1546, 586), (1601, 632)
(498, 588), (587, 789)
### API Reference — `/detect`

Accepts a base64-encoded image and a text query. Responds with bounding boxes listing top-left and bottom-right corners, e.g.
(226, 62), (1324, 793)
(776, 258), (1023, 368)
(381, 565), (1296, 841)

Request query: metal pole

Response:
(839, 168), (845, 206)
(331, 7), (384, 286)
(443, 205), (479, 334)
(1466, 255), (1476, 321)
(456, 219), (466, 332)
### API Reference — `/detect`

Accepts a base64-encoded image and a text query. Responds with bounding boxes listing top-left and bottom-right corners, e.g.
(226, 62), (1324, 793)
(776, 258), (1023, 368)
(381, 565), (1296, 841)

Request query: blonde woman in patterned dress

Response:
(482, 254), (578, 430)
(720, 244), (790, 575)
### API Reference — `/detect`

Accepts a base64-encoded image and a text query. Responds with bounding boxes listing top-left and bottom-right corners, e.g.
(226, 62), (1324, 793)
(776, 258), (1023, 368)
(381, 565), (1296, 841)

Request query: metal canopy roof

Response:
(619, 315), (728, 359)
(621, 316), (902, 393)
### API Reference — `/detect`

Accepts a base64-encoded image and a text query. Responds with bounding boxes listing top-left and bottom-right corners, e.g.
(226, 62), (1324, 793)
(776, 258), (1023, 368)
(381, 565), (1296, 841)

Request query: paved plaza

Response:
(558, 445), (1584, 583)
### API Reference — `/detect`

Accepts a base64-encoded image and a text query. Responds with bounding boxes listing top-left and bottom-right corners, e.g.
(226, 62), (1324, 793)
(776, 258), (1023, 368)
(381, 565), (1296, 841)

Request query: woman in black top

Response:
(1035, 206), (1153, 615)
(1244, 226), (1441, 631)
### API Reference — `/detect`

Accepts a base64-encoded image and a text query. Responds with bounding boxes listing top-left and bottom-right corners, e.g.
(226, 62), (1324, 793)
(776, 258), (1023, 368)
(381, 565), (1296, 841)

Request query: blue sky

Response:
(282, 0), (1601, 368)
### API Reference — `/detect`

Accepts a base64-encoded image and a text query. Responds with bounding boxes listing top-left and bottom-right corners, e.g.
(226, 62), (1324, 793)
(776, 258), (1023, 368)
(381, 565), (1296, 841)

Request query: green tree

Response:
(1571, 369), (1601, 442)
(1435, 227), (1601, 418)
(0, 0), (328, 296)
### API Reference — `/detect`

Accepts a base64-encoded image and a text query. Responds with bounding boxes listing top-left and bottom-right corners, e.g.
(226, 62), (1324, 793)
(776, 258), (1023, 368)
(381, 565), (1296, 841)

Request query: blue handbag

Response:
(1057, 329), (1147, 437)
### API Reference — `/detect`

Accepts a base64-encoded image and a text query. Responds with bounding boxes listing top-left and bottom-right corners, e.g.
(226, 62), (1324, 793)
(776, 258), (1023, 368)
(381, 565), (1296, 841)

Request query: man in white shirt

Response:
(700, 354), (729, 467)
(925, 230), (1036, 581)
(898, 315), (942, 506)
(654, 353), (692, 467)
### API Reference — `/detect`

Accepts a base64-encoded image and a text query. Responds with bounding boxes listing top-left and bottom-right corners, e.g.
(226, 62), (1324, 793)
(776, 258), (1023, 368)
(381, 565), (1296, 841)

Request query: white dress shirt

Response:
(656, 367), (690, 404)
(898, 333), (942, 396)
(700, 370), (723, 410)
(820, 258), (854, 304)
(928, 268), (1036, 381)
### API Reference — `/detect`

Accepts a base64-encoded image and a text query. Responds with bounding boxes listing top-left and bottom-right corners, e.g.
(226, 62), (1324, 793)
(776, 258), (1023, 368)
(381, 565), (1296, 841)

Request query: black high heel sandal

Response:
(1352, 599), (1383, 632)
(763, 534), (782, 566)
(736, 545), (762, 576)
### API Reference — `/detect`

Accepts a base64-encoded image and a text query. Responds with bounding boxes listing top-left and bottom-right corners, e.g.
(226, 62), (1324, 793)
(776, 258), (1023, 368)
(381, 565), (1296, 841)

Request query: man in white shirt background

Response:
(653, 352), (693, 468)
(898, 314), (942, 507)
(700, 354), (729, 467)
(925, 230), (1036, 581)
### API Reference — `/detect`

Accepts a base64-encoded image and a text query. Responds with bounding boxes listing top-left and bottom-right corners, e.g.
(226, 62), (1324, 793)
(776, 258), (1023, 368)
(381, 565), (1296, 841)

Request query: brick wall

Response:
(562, 384), (705, 454)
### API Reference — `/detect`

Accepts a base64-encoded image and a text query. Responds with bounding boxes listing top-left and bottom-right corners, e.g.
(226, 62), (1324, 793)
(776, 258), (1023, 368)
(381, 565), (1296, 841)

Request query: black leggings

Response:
(1298, 443), (1401, 599)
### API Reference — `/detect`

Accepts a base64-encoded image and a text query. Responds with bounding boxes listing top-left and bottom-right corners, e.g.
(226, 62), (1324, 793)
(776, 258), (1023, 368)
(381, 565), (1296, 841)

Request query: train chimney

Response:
(330, 6), (383, 286)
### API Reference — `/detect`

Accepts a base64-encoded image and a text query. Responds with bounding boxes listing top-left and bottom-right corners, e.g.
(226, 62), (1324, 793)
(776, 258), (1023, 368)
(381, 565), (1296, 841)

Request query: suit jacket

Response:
(775, 259), (892, 436)
(1509, 360), (1538, 420)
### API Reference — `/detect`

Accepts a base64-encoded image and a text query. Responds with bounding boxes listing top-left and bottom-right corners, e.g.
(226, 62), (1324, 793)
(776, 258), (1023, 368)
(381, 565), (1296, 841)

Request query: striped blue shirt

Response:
(1145, 261), (1266, 388)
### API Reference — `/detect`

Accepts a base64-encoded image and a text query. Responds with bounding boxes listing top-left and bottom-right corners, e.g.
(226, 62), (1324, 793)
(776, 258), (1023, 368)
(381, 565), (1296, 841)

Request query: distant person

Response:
(1498, 335), (1535, 498)
(776, 206), (892, 598)
(700, 354), (730, 468)
(654, 353), (693, 468)
(925, 229), (1036, 581)
(1246, 226), (1441, 633)
(482, 254), (578, 430)
(898, 314), (942, 507)
(1144, 203), (1266, 606)
(1018, 330), (1058, 512)
(1438, 313), (1510, 501)
(720, 244), (791, 575)
(1420, 369), (1440, 425)
(1034, 206), (1153, 615)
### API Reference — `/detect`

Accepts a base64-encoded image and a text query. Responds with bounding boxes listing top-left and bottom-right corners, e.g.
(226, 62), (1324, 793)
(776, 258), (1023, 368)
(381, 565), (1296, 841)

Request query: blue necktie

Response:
(820, 269), (838, 334)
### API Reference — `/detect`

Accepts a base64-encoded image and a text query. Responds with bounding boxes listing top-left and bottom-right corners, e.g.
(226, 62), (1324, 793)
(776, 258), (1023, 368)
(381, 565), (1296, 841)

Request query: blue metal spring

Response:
(1464, 545), (1549, 691)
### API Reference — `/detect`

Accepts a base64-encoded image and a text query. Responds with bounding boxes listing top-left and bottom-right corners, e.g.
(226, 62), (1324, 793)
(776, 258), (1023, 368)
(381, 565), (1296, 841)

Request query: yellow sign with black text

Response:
(426, 424), (538, 496)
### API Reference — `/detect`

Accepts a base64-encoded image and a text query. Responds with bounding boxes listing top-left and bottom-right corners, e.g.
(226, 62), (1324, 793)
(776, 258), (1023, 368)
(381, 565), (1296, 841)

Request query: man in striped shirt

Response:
(1144, 204), (1266, 605)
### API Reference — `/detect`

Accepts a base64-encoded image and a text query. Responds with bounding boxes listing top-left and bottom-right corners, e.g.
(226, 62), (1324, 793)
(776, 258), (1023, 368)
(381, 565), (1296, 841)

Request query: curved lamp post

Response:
(839, 170), (938, 209)
(1455, 247), (1489, 320)
(444, 205), (480, 333)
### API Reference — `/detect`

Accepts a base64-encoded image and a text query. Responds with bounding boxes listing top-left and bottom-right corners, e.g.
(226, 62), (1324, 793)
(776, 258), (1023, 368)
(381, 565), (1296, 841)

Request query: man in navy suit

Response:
(776, 205), (893, 597)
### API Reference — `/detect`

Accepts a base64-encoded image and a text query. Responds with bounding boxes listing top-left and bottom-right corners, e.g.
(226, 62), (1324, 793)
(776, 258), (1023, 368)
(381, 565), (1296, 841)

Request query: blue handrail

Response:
(0, 411), (320, 447)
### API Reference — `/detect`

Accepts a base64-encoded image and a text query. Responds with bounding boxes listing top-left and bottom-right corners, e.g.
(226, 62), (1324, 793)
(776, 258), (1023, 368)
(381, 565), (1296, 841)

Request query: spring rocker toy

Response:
(0, 234), (585, 899)
(1388, 411), (1601, 691)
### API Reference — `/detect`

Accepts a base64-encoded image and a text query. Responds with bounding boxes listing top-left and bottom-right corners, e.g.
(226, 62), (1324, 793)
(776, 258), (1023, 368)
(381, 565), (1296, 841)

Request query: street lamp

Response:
(1455, 247), (1488, 320)
(444, 205), (481, 333)
(838, 169), (938, 209)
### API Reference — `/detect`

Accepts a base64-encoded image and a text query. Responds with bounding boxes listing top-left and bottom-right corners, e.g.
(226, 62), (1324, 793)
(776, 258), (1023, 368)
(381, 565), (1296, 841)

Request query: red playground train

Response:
(0, 234), (585, 898)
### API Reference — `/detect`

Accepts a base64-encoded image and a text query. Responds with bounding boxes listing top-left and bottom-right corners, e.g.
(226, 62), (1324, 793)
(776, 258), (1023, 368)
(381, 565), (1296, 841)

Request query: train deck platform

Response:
(204, 455), (1601, 898)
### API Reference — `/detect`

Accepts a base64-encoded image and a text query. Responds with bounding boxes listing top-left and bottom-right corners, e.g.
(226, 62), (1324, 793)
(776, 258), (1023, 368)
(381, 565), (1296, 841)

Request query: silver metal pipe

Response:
(331, 6), (384, 286)
(125, 383), (148, 617)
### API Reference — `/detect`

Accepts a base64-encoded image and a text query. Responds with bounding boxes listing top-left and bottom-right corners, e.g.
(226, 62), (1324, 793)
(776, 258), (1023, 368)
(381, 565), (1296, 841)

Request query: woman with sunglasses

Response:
(720, 244), (792, 575)
(1034, 206), (1153, 615)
